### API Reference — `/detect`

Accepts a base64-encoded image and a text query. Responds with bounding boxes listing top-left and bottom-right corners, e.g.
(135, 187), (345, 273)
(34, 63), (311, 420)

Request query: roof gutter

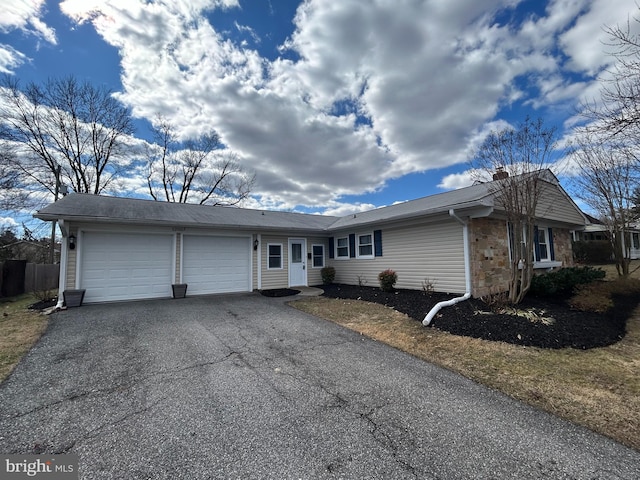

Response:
(423, 209), (472, 326)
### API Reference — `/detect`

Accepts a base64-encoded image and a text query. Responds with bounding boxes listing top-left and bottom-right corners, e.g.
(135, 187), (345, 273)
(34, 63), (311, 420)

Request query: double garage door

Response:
(80, 232), (251, 303)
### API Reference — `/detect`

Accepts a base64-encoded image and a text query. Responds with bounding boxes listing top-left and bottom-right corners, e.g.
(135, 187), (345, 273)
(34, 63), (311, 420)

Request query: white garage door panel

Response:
(182, 235), (250, 295)
(81, 232), (173, 303)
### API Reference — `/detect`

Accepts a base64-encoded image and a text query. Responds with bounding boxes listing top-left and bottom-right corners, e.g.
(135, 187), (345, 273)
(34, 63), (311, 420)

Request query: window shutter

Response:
(507, 222), (514, 261)
(374, 230), (383, 257)
(548, 228), (555, 261)
(349, 234), (356, 258)
(329, 237), (335, 259)
(533, 226), (541, 262)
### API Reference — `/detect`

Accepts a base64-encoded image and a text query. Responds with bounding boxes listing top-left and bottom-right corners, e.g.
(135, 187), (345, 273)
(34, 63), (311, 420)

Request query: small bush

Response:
(321, 266), (336, 285)
(378, 269), (397, 292)
(421, 277), (436, 294)
(529, 266), (606, 296)
(572, 241), (612, 264)
(480, 288), (510, 312)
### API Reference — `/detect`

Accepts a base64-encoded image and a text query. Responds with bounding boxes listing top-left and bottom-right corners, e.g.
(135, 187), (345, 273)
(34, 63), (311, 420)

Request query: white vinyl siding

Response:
(534, 181), (585, 225)
(329, 221), (465, 294)
(260, 236), (289, 289)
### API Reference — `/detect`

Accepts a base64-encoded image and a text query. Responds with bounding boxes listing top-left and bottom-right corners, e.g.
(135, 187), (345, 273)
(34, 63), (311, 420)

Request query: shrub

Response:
(572, 241), (612, 264)
(321, 266), (336, 285)
(378, 269), (397, 292)
(529, 266), (606, 296)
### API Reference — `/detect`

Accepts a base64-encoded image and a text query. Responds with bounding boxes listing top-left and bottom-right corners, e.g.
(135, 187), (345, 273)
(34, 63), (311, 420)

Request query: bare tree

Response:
(146, 118), (254, 205)
(472, 117), (559, 304)
(570, 132), (638, 276)
(580, 12), (640, 151)
(0, 75), (134, 197)
(0, 140), (29, 211)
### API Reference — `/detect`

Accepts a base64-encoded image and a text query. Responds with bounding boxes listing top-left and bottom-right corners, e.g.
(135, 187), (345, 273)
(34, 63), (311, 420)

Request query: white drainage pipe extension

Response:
(423, 209), (472, 326)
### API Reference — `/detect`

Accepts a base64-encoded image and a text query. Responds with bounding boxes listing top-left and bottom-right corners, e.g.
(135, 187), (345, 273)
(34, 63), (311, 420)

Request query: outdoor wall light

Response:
(68, 234), (76, 250)
(253, 239), (259, 250)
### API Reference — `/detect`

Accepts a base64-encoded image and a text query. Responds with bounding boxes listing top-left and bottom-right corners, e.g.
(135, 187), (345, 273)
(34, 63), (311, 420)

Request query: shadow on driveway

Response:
(1, 294), (639, 479)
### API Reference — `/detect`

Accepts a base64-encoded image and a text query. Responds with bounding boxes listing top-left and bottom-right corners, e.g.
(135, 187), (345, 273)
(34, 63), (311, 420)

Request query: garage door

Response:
(80, 232), (173, 303)
(182, 235), (251, 295)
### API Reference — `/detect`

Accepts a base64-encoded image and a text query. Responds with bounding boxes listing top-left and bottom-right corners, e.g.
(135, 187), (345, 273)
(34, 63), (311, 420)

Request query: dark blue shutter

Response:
(507, 222), (514, 260)
(349, 234), (356, 258)
(329, 237), (335, 259)
(533, 226), (541, 262)
(548, 228), (555, 261)
(374, 230), (383, 257)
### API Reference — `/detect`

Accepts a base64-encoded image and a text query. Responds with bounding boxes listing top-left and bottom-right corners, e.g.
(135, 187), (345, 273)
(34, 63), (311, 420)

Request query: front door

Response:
(289, 238), (307, 287)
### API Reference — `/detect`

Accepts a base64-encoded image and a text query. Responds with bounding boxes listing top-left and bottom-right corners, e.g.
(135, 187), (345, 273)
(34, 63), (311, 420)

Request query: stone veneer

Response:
(469, 218), (511, 298)
(468, 218), (574, 298)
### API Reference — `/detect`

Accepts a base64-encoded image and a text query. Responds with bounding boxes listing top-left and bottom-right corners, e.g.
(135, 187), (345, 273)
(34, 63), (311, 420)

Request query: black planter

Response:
(172, 284), (188, 299)
(63, 289), (86, 308)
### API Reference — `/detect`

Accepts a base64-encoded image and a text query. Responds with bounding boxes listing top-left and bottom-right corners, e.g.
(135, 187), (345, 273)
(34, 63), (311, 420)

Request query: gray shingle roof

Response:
(34, 170), (581, 232)
(35, 194), (339, 232)
(328, 182), (495, 229)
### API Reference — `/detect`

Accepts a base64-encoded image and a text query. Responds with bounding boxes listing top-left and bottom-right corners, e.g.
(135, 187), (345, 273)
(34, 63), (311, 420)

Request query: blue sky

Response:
(1, 0), (640, 233)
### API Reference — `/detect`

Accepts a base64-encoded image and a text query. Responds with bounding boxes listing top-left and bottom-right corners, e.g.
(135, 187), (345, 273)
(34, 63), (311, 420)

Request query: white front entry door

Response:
(288, 238), (307, 287)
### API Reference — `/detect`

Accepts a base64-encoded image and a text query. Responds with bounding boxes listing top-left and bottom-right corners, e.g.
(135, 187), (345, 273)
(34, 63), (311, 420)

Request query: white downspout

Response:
(423, 209), (472, 326)
(55, 220), (67, 310)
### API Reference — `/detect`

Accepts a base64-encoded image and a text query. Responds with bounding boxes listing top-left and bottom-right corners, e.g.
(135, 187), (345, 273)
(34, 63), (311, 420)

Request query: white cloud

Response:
(0, 216), (19, 230)
(0, 0), (57, 73)
(57, 0), (640, 211)
(0, 0), (56, 44)
(0, 44), (27, 73)
(320, 202), (378, 217)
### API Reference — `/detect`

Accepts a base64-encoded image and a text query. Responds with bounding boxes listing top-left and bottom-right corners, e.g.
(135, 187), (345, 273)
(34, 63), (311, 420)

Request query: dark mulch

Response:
(319, 284), (640, 349)
(260, 288), (301, 297)
(28, 298), (58, 310)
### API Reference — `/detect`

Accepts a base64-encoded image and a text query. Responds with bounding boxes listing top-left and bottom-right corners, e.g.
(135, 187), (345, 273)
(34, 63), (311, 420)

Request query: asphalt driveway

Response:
(1, 294), (639, 479)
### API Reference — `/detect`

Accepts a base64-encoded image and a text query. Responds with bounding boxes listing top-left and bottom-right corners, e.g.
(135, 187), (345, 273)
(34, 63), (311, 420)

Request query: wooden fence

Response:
(0, 261), (59, 297)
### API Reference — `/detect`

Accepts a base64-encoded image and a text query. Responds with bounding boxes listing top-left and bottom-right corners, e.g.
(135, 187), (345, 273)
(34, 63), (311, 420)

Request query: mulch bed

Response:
(28, 299), (58, 310)
(319, 284), (640, 349)
(260, 288), (301, 297)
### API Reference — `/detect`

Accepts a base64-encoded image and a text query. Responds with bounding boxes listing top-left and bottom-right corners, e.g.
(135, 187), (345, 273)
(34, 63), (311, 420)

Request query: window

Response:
(537, 228), (550, 261)
(358, 234), (373, 257)
(312, 245), (324, 268)
(336, 237), (349, 258)
(268, 244), (282, 269)
(633, 233), (640, 250)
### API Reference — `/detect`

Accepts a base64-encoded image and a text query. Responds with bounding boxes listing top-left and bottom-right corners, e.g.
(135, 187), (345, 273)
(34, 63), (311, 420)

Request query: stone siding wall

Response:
(551, 228), (574, 267)
(469, 219), (575, 298)
(469, 218), (511, 298)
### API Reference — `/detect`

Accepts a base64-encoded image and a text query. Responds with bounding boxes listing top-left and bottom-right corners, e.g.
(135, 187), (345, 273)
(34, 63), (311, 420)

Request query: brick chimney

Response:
(492, 166), (509, 180)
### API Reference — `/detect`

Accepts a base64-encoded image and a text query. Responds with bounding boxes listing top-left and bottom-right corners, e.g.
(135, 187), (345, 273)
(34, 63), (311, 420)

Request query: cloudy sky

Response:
(1, 0), (639, 229)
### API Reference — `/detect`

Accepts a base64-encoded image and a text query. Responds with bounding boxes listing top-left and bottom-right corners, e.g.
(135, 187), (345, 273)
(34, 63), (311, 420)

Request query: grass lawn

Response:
(292, 261), (640, 451)
(0, 294), (49, 382)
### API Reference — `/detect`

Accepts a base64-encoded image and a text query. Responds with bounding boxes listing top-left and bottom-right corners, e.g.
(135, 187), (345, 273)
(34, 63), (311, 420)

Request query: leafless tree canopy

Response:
(570, 133), (638, 275)
(581, 13), (640, 151)
(146, 118), (255, 206)
(472, 117), (559, 304)
(0, 140), (28, 211)
(0, 75), (134, 199)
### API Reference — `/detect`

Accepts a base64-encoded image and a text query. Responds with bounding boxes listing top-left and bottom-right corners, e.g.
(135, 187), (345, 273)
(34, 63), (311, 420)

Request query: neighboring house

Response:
(34, 169), (586, 305)
(572, 213), (640, 260)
